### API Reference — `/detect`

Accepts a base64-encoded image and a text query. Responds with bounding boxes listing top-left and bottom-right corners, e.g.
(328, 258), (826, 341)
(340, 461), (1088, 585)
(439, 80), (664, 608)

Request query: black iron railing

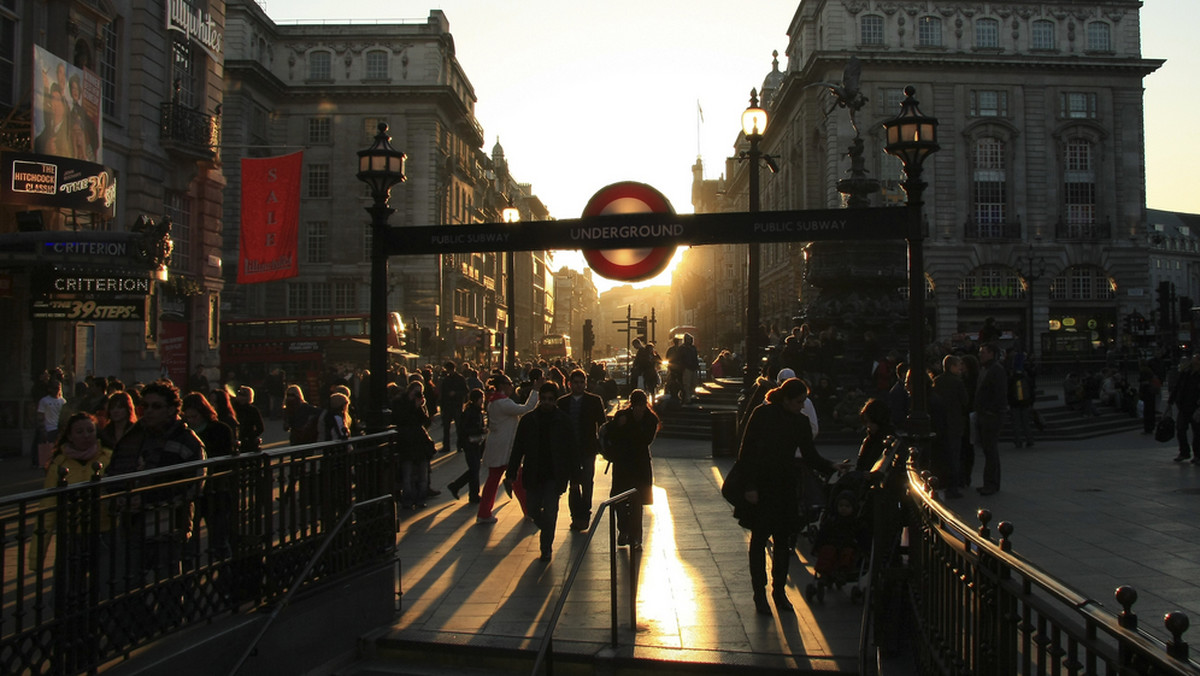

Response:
(160, 101), (220, 157)
(530, 488), (639, 676)
(964, 218), (1023, 241)
(860, 438), (1199, 675)
(0, 433), (399, 676)
(1055, 217), (1113, 241)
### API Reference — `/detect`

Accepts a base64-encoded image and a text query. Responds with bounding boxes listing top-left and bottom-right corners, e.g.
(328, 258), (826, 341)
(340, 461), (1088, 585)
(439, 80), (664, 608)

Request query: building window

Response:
(363, 116), (385, 144)
(307, 164), (330, 198)
(1031, 20), (1056, 50)
(1050, 266), (1114, 301)
(970, 90), (1007, 117)
(333, 281), (358, 313)
(249, 104), (269, 146)
(310, 282), (331, 314)
(973, 137), (1007, 230)
(975, 18), (1000, 49)
(0, 0), (13, 108)
(1064, 140), (1096, 228)
(365, 50), (388, 79)
(306, 221), (328, 264)
(308, 117), (331, 145)
(1086, 22), (1112, 52)
(95, 20), (118, 115)
(164, 191), (192, 271)
(1060, 92), (1097, 119)
(171, 38), (197, 109)
(287, 283), (307, 315)
(860, 15), (884, 46)
(309, 50), (332, 80)
(917, 16), (942, 47)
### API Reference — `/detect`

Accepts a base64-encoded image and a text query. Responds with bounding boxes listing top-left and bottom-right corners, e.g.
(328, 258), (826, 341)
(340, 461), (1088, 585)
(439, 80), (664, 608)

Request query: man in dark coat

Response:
(508, 382), (576, 562)
(438, 361), (469, 453)
(974, 343), (1008, 495)
(1168, 355), (1200, 462)
(933, 355), (969, 497)
(558, 369), (608, 532)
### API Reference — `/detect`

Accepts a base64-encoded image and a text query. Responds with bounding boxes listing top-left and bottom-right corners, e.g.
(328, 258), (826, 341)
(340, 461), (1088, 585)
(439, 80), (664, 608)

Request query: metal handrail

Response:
(529, 488), (638, 676)
(860, 433), (1200, 674)
(229, 493), (396, 676)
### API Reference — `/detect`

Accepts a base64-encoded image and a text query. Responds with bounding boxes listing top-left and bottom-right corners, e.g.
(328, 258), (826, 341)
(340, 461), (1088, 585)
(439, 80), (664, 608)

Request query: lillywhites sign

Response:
(166, 0), (223, 61)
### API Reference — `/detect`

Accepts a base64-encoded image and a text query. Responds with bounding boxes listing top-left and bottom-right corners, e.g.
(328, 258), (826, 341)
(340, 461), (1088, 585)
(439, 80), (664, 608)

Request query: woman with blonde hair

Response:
(36, 412), (113, 564)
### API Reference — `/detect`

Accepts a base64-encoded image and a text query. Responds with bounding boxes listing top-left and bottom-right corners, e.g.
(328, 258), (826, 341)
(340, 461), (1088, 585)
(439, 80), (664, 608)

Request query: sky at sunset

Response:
(273, 1), (1199, 289)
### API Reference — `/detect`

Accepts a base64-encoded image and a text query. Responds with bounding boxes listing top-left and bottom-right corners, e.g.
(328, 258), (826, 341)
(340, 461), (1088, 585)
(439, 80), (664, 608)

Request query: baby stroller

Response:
(804, 472), (871, 604)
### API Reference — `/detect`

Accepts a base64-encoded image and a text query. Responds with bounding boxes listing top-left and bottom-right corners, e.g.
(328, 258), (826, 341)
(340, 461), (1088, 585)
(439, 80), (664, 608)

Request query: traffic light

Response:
(635, 317), (648, 342)
(477, 330), (487, 349)
(1157, 281), (1172, 329)
(1123, 315), (1133, 335)
(582, 319), (595, 352)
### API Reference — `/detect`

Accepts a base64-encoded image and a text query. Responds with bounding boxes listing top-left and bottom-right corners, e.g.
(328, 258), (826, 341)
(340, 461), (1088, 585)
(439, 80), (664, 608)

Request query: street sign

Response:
(579, 181), (676, 282)
(386, 206), (909, 256)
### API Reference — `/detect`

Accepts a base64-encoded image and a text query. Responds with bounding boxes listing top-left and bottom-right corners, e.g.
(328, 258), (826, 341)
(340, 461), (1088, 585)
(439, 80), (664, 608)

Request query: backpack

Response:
(1011, 372), (1033, 403)
(598, 417), (624, 462)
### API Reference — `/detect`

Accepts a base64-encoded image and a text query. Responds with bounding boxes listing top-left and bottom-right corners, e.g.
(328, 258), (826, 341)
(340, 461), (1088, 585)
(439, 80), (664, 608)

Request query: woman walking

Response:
(476, 373), (542, 524)
(736, 377), (847, 615)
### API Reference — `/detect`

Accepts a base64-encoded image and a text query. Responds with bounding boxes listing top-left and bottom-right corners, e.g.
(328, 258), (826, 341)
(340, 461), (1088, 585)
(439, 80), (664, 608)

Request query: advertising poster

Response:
(1, 151), (117, 217)
(159, 320), (191, 386)
(238, 151), (303, 283)
(31, 45), (103, 163)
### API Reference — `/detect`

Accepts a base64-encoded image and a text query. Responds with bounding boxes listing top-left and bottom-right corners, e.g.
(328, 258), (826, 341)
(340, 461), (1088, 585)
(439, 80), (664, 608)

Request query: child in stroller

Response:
(805, 479), (870, 603)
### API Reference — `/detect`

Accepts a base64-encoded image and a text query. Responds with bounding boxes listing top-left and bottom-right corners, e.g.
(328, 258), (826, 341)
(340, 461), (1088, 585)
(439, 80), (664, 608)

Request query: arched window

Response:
(1049, 265), (1114, 301)
(973, 137), (1008, 231)
(975, 18), (1000, 49)
(1086, 22), (1111, 52)
(958, 265), (1024, 301)
(309, 50), (332, 80)
(918, 16), (943, 47)
(860, 15), (884, 45)
(1031, 20), (1056, 50)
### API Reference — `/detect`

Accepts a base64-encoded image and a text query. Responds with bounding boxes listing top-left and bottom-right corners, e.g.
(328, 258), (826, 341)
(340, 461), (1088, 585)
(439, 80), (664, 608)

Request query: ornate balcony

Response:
(964, 218), (1022, 241)
(160, 102), (219, 160)
(1054, 217), (1111, 241)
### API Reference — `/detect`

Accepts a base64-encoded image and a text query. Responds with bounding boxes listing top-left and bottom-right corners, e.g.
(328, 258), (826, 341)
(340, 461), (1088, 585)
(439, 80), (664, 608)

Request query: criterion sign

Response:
(579, 181), (676, 282)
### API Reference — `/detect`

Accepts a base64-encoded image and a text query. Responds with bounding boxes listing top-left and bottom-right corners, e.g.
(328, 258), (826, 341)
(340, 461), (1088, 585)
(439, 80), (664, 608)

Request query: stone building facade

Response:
(0, 0), (227, 451)
(726, 0), (1163, 365)
(221, 2), (551, 387)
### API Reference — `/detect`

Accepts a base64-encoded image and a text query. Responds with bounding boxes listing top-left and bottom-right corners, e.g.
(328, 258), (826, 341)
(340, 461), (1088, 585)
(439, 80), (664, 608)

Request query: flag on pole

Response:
(238, 151), (303, 283)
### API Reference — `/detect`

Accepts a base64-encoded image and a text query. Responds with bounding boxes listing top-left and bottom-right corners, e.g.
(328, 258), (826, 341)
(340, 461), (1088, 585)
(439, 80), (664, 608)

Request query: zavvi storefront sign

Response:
(2, 151), (117, 218)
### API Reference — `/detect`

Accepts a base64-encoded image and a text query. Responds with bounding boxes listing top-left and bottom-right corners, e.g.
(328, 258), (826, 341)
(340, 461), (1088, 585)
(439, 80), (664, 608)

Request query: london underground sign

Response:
(386, 206), (909, 255)
(579, 181), (676, 282)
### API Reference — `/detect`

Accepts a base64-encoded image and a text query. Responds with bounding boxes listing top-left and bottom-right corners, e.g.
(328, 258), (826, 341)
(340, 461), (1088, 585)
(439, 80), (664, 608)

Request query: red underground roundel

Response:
(580, 181), (677, 282)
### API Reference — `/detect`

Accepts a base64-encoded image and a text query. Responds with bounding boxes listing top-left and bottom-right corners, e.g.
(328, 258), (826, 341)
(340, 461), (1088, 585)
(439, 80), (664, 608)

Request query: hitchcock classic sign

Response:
(385, 206), (911, 257)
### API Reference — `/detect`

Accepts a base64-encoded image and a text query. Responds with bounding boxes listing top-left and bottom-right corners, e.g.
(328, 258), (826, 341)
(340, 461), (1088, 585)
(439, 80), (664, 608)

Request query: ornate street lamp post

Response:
(1021, 243), (1047, 355)
(883, 86), (939, 443)
(357, 122), (407, 432)
(741, 89), (768, 393)
(502, 202), (520, 375)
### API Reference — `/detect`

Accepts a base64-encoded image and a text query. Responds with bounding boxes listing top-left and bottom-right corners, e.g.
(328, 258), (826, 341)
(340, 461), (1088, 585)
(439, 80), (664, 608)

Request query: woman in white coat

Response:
(476, 372), (543, 523)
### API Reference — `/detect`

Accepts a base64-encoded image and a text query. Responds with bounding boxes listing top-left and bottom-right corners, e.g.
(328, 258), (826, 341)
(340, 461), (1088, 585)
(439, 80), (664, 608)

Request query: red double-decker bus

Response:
(220, 313), (408, 398)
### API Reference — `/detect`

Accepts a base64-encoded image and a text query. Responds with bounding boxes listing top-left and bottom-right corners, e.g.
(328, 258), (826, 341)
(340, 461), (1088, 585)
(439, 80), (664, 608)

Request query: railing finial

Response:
(1166, 611), (1190, 661)
(1115, 586), (1138, 629)
(977, 508), (992, 539)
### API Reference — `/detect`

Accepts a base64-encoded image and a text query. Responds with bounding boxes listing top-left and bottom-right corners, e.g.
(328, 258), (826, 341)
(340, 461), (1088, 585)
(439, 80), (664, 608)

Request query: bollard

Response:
(710, 411), (738, 458)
